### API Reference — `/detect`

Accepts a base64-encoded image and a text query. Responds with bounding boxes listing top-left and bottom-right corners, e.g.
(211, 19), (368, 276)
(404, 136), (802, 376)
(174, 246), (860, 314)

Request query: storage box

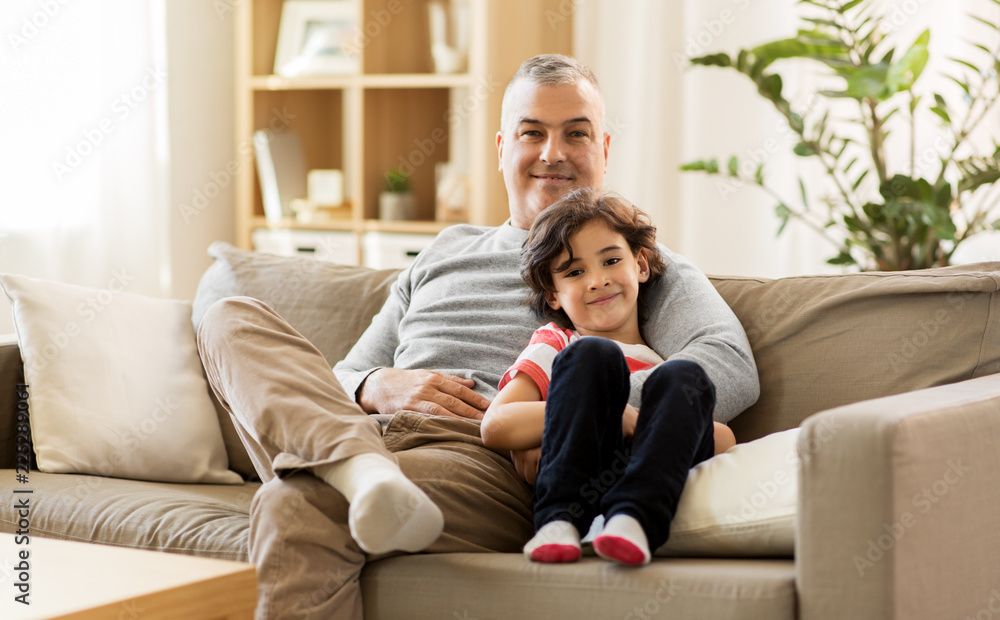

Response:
(251, 229), (359, 266)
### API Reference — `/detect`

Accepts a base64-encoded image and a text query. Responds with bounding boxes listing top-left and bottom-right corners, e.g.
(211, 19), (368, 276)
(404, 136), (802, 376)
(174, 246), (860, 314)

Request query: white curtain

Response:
(0, 1), (171, 334)
(575, 0), (1000, 277)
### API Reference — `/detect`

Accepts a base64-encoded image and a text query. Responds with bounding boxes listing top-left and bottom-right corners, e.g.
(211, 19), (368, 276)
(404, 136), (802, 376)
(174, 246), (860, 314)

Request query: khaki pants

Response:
(197, 297), (534, 620)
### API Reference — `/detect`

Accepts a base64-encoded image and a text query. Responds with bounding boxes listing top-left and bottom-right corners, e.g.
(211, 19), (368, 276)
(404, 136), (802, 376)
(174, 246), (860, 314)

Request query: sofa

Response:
(3, 242), (1000, 619)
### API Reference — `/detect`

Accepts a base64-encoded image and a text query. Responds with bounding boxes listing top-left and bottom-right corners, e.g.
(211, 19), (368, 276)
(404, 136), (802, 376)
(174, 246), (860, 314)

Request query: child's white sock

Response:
(593, 513), (651, 566)
(523, 520), (581, 563)
(314, 453), (444, 555)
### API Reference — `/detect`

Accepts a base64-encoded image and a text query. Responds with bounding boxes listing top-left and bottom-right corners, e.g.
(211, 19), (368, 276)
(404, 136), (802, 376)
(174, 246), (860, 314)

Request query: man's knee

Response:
(197, 296), (270, 348)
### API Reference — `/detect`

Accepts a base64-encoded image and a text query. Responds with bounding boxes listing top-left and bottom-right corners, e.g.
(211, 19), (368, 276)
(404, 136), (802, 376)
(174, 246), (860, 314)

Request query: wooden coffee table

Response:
(1, 534), (256, 619)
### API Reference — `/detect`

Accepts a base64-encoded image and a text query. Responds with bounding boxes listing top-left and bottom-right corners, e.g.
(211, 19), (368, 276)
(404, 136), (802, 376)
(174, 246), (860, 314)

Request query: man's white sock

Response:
(314, 453), (444, 555)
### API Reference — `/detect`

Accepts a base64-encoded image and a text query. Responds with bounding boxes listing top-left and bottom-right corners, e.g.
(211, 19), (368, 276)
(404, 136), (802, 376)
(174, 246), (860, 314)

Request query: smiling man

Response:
(197, 55), (759, 620)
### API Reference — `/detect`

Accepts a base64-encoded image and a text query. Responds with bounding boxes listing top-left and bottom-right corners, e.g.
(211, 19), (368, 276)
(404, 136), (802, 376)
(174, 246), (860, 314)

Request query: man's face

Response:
(496, 81), (610, 229)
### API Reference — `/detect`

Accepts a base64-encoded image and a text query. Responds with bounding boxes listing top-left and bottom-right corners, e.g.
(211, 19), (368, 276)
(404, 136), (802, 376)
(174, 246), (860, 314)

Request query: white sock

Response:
(523, 520), (581, 563)
(314, 453), (444, 555)
(593, 514), (651, 566)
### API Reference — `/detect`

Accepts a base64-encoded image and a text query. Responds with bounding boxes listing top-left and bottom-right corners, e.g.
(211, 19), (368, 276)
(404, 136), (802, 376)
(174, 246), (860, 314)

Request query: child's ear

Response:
(636, 249), (651, 283)
(546, 290), (562, 311)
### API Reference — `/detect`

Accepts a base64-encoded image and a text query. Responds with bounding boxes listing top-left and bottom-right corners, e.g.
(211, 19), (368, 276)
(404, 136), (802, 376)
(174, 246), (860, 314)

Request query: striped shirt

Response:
(499, 322), (664, 400)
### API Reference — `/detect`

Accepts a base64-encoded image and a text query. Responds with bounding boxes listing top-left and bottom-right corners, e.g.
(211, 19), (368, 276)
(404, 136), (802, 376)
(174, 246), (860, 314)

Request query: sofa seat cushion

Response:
(0, 471), (258, 562)
(361, 553), (795, 619)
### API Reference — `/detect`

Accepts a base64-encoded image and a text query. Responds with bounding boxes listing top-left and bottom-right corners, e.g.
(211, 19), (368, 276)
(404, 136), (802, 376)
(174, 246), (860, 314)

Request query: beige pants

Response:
(197, 297), (534, 620)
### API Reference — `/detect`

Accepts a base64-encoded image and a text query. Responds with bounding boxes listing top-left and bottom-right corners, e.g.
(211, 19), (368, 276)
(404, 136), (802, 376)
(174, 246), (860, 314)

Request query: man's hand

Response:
(358, 367), (490, 419)
(509, 446), (541, 485)
(622, 404), (639, 441)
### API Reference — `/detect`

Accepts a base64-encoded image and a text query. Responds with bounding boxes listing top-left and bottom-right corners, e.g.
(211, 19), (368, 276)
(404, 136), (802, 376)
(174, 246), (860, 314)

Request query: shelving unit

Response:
(234, 0), (573, 265)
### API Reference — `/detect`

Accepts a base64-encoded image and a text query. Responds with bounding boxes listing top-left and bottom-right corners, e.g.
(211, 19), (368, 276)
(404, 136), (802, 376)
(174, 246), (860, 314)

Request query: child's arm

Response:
(713, 422), (736, 454)
(481, 374), (546, 450)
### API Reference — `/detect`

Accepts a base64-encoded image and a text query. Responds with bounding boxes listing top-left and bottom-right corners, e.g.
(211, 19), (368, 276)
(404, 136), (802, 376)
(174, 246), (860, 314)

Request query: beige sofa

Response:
(3, 244), (1000, 619)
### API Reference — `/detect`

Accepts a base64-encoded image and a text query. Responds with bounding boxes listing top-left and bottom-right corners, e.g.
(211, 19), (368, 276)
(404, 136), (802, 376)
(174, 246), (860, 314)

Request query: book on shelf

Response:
(253, 130), (307, 223)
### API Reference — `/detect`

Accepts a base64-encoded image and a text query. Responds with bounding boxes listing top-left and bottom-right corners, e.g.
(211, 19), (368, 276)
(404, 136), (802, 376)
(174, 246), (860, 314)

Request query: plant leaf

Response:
(930, 106), (952, 124)
(949, 57), (981, 73)
(793, 142), (815, 156)
(827, 251), (856, 265)
(968, 14), (1000, 32)
(885, 30), (930, 93)
(728, 156), (739, 177)
(689, 53), (732, 68)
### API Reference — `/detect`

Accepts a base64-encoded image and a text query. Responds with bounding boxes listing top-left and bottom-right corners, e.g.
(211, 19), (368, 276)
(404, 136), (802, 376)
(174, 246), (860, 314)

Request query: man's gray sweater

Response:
(334, 222), (759, 423)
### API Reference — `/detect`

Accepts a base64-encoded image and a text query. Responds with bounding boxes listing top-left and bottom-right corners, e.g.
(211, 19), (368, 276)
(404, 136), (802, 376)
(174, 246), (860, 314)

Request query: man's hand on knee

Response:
(358, 368), (490, 419)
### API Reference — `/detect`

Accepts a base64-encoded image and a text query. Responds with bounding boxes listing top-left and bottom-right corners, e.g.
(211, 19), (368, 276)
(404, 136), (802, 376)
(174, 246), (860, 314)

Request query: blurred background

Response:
(1, 0), (998, 335)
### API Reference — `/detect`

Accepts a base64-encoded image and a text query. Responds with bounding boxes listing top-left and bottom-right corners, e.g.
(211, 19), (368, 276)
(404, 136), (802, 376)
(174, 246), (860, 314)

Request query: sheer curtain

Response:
(0, 1), (171, 334)
(575, 0), (1000, 277)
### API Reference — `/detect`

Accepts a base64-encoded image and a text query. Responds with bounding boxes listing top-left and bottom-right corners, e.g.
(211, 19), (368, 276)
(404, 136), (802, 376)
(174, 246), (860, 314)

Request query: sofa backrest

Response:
(712, 263), (1000, 442)
(3, 256), (999, 467)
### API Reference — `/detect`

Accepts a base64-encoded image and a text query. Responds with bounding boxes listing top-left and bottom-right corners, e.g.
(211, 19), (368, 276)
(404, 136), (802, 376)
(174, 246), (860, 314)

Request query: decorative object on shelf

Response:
(680, 0), (1000, 271)
(308, 169), (345, 206)
(274, 0), (359, 77)
(428, 0), (468, 74)
(253, 130), (307, 223)
(379, 168), (416, 221)
(435, 161), (468, 223)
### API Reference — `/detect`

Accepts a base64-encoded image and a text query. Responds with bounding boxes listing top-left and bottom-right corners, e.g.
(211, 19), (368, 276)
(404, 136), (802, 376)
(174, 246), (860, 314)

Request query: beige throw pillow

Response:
(0, 273), (241, 484)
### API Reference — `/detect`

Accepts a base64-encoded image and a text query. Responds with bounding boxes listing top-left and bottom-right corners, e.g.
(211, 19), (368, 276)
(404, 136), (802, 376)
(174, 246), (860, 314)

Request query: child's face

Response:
(546, 220), (650, 344)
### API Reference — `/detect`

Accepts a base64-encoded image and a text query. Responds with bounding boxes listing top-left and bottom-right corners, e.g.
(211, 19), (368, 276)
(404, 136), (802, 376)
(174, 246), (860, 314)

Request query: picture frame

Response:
(274, 1), (360, 77)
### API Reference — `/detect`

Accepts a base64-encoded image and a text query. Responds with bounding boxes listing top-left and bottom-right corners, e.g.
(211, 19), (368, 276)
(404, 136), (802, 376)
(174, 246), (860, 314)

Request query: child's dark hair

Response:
(521, 188), (666, 327)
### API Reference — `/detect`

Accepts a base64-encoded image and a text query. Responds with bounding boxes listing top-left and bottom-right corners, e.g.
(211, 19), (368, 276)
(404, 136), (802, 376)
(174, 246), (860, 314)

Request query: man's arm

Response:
(638, 247), (760, 423)
(333, 268), (489, 419)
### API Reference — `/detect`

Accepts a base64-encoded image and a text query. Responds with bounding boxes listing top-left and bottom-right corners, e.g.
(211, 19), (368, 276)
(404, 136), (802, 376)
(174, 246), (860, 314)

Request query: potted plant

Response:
(379, 168), (416, 221)
(681, 0), (1000, 270)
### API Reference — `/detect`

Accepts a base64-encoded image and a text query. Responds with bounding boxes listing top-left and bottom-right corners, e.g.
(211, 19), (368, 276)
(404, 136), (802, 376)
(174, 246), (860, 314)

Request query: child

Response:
(481, 188), (736, 566)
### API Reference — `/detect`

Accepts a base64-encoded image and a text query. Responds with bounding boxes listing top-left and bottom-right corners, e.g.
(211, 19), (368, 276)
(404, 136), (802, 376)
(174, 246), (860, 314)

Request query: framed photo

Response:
(274, 1), (359, 77)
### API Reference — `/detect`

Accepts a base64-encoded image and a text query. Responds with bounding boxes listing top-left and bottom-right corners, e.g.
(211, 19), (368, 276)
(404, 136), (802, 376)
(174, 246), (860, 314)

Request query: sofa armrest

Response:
(797, 373), (1000, 620)
(0, 338), (25, 469)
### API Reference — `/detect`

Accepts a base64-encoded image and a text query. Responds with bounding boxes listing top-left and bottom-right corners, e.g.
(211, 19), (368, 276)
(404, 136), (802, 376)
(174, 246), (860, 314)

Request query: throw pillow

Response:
(581, 428), (798, 557)
(192, 242), (400, 479)
(0, 273), (241, 484)
(657, 427), (798, 556)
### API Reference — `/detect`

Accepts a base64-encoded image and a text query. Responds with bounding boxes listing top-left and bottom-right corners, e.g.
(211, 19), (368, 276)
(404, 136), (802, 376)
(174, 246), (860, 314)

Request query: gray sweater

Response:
(334, 222), (759, 423)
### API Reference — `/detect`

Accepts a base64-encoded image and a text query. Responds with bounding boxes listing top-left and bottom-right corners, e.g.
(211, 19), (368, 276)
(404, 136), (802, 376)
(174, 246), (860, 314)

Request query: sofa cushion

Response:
(711, 263), (1000, 442)
(0, 274), (242, 485)
(361, 554), (795, 619)
(0, 471), (258, 562)
(192, 242), (400, 479)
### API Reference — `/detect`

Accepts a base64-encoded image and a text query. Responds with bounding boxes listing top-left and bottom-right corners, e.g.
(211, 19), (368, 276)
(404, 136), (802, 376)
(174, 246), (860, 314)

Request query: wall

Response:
(164, 0), (237, 301)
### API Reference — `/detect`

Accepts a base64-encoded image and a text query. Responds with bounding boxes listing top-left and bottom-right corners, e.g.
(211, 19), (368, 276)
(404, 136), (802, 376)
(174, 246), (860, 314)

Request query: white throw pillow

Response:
(0, 274), (241, 484)
(582, 428), (798, 557)
(658, 427), (799, 556)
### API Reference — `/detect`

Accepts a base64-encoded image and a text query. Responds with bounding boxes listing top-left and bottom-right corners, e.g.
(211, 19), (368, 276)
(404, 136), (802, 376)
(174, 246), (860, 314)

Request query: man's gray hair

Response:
(500, 54), (605, 135)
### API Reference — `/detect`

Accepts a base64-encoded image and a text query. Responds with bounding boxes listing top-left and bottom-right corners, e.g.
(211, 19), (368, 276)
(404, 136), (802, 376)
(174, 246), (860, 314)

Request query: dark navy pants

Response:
(532, 337), (716, 550)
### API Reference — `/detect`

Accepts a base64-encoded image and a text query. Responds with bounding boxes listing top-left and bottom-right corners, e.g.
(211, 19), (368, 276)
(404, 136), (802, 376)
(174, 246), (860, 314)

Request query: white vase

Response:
(379, 192), (416, 221)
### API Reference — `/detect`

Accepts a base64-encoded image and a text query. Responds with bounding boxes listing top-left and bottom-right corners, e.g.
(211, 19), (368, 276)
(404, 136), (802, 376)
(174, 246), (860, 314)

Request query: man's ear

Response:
(636, 249), (650, 283)
(602, 132), (610, 173)
(496, 130), (504, 172)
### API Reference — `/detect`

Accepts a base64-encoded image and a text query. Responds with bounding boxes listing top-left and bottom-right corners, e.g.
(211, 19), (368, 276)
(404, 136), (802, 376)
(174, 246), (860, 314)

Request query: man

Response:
(198, 54), (759, 620)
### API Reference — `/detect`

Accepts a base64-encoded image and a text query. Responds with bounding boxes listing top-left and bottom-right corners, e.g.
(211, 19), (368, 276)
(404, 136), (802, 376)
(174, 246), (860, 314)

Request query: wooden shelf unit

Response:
(234, 0), (573, 262)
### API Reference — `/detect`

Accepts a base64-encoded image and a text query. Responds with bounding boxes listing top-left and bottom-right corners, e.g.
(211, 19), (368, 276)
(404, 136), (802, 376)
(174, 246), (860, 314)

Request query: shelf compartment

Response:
(250, 89), (345, 219)
(363, 88), (450, 222)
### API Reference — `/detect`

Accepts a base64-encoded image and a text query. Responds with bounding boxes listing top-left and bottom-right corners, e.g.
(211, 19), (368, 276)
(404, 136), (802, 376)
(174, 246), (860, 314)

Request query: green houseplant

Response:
(379, 168), (415, 221)
(682, 0), (1000, 270)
